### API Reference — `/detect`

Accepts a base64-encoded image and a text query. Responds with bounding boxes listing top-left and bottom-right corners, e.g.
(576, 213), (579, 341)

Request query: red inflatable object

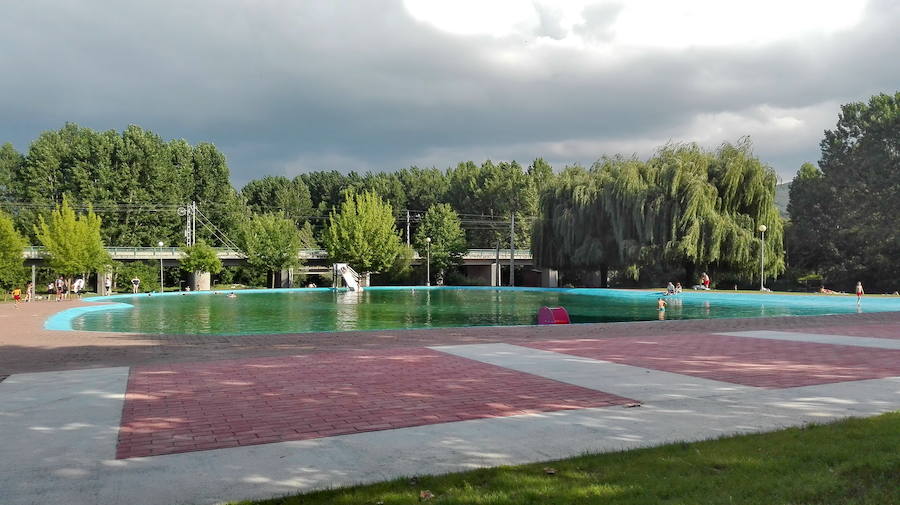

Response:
(537, 306), (570, 325)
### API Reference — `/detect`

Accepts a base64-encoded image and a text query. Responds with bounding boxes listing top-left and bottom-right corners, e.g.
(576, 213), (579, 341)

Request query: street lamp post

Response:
(157, 241), (164, 293)
(425, 237), (431, 287)
(758, 225), (767, 291)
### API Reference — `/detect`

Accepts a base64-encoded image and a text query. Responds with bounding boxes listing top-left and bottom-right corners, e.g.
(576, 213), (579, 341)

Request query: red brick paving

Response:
(116, 348), (632, 458)
(525, 334), (900, 388)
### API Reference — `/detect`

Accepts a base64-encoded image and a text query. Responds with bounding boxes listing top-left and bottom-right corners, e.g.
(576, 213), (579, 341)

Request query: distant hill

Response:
(775, 182), (791, 217)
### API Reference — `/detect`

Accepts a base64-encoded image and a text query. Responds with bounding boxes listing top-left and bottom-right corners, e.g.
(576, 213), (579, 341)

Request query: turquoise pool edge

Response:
(45, 286), (900, 333)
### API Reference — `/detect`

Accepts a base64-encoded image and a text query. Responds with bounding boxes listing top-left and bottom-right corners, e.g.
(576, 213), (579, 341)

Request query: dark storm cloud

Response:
(1, 0), (898, 186)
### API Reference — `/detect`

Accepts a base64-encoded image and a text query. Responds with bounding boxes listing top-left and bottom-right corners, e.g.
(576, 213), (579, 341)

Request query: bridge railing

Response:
(24, 246), (531, 261)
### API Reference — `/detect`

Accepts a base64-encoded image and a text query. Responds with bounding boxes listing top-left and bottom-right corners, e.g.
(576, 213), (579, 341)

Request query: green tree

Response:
(786, 163), (830, 273)
(806, 92), (900, 289)
(385, 243), (415, 283)
(237, 213), (302, 288)
(0, 142), (24, 202)
(528, 158), (555, 193)
(531, 163), (624, 286)
(180, 240), (223, 276)
(34, 196), (111, 283)
(650, 140), (784, 282)
(323, 190), (403, 274)
(0, 210), (25, 291)
(8, 124), (241, 248)
(357, 172), (406, 212)
(240, 175), (313, 224)
(414, 204), (467, 284)
(398, 166), (448, 211)
(115, 261), (160, 293)
(446, 160), (527, 248)
(532, 140), (784, 287)
(300, 171), (350, 212)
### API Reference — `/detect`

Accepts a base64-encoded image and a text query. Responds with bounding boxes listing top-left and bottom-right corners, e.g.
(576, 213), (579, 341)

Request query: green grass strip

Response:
(230, 412), (899, 505)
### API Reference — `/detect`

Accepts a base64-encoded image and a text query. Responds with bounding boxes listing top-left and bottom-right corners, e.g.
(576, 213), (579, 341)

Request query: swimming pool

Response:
(47, 286), (900, 336)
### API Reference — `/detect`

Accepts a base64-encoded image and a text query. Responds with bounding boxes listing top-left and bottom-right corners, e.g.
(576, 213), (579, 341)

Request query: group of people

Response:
(665, 281), (683, 295)
(47, 276), (86, 301)
(9, 276), (87, 307)
(819, 282), (865, 305)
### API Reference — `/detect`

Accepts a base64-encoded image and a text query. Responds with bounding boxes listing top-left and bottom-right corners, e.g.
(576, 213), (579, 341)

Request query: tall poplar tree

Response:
(34, 196), (110, 282)
(0, 210), (25, 290)
(0, 143), (23, 202)
(323, 190), (403, 274)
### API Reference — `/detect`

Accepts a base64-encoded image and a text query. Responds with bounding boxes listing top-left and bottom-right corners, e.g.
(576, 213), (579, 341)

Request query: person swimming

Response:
(226, 292), (237, 298)
(657, 297), (667, 311)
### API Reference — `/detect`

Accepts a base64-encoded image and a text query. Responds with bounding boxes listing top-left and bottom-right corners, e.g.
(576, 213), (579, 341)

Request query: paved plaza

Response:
(1, 300), (899, 505)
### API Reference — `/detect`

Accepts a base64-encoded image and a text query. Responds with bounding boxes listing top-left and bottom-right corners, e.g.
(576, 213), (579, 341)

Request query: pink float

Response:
(537, 306), (570, 325)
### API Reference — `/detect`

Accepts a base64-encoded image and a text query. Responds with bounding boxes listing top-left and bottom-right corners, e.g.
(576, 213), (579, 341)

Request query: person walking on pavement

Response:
(55, 276), (65, 301)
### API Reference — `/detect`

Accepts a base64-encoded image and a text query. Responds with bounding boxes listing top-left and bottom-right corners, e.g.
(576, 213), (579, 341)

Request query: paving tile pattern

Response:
(526, 334), (900, 388)
(789, 324), (900, 340)
(117, 348), (631, 458)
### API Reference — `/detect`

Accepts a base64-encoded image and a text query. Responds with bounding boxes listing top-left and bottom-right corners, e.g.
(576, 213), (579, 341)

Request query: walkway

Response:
(1, 301), (899, 505)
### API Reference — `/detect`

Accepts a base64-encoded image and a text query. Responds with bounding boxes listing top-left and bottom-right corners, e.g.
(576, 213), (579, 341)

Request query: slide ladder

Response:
(333, 263), (361, 291)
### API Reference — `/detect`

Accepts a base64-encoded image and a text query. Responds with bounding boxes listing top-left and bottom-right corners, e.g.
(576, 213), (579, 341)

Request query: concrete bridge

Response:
(23, 246), (556, 287)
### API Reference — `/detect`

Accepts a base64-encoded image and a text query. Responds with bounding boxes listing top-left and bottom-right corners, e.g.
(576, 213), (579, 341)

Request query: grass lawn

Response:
(231, 412), (899, 505)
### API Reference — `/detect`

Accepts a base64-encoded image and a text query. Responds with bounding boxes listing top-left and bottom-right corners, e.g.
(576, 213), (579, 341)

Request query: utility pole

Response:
(406, 210), (410, 246)
(509, 214), (515, 287)
(180, 201), (197, 247)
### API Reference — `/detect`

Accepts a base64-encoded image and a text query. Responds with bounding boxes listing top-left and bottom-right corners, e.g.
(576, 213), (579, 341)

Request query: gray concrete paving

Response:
(1, 344), (899, 505)
(0, 368), (128, 505)
(431, 343), (758, 401)
(718, 330), (900, 349)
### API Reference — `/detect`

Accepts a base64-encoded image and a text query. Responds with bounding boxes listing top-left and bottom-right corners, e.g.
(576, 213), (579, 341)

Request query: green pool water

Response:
(60, 286), (899, 336)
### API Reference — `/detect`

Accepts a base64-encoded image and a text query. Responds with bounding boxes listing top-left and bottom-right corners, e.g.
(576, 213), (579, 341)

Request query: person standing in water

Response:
(855, 281), (864, 305)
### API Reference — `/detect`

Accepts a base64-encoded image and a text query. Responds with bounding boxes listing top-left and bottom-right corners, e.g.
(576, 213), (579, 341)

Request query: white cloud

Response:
(403, 0), (867, 49)
(1, 0), (896, 186)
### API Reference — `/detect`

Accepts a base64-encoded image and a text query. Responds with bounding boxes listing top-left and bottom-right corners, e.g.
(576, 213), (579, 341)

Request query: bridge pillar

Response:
(97, 269), (113, 295)
(276, 268), (294, 288)
(541, 268), (559, 288)
(191, 271), (211, 291)
(464, 264), (497, 286)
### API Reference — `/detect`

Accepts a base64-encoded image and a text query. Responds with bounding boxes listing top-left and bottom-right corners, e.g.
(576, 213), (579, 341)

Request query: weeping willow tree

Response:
(532, 139), (785, 286)
(532, 161), (642, 286)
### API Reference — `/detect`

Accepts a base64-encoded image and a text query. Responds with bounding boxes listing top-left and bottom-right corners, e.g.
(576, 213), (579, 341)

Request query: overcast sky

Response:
(2, 0), (898, 187)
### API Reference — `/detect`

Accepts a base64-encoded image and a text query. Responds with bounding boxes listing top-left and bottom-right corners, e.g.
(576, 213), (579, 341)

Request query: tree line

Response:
(1, 91), (896, 292)
(0, 123), (547, 250)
